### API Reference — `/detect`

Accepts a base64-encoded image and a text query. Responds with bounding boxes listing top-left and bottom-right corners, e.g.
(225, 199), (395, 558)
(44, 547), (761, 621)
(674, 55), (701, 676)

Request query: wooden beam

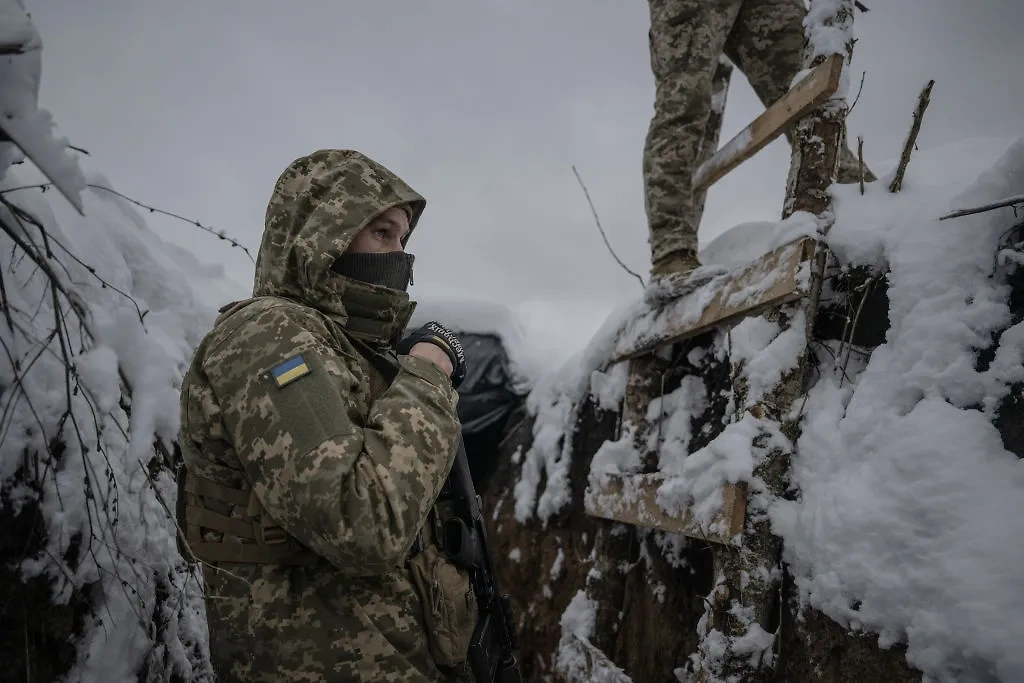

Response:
(584, 472), (747, 547)
(612, 237), (818, 363)
(693, 53), (844, 193)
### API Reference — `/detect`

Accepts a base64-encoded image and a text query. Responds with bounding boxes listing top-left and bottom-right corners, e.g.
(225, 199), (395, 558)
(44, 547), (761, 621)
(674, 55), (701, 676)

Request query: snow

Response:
(698, 211), (820, 268)
(771, 136), (1024, 682)
(0, 164), (227, 680)
(590, 360), (629, 412)
(512, 297), (647, 525)
(0, 0), (86, 211)
(804, 0), (853, 62)
(555, 590), (634, 683)
(0, 0), (34, 49)
(657, 414), (791, 542)
(646, 375), (708, 471)
(729, 309), (807, 405)
(803, 0), (855, 112)
(550, 546), (566, 581)
(0, 157), (233, 679)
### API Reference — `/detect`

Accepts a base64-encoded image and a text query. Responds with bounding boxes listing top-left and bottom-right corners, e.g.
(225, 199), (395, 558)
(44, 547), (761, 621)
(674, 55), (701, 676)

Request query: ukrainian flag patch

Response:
(270, 354), (311, 388)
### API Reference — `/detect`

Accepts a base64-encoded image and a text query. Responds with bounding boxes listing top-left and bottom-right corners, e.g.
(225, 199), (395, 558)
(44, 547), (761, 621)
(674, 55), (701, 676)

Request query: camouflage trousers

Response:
(642, 0), (864, 269)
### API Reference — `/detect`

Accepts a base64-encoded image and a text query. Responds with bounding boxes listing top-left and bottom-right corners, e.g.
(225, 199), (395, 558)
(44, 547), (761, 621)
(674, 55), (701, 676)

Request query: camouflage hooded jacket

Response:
(178, 150), (462, 682)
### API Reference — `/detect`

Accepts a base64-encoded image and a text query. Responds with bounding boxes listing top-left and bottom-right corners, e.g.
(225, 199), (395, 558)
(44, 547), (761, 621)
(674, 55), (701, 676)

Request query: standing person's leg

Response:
(724, 0), (875, 185)
(643, 0), (743, 278)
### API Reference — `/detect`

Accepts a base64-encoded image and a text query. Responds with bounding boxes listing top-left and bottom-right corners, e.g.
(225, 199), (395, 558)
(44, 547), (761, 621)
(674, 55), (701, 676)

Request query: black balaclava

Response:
(331, 251), (415, 291)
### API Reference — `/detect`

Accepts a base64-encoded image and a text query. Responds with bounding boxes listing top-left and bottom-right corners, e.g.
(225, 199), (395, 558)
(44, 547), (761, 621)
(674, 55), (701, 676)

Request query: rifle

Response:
(437, 438), (522, 683)
(346, 333), (522, 682)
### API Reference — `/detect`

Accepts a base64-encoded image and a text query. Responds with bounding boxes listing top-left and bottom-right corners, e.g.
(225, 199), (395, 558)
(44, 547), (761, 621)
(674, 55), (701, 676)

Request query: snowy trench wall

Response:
(485, 137), (1024, 683)
(1, 4), (230, 680)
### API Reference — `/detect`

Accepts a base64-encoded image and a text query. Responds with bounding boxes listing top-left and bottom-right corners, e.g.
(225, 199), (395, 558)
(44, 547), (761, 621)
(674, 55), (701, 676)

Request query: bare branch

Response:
(3, 198), (148, 325)
(857, 135), (866, 196)
(889, 80), (935, 193)
(939, 194), (1024, 221)
(847, 70), (867, 116)
(571, 165), (646, 290)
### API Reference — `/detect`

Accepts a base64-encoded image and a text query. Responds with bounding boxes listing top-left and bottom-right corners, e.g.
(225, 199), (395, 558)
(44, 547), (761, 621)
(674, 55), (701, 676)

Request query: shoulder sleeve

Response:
(201, 301), (460, 574)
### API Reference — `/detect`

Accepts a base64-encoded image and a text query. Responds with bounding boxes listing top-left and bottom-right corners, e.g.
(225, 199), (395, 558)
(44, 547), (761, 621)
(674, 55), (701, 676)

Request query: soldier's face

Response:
(347, 206), (411, 254)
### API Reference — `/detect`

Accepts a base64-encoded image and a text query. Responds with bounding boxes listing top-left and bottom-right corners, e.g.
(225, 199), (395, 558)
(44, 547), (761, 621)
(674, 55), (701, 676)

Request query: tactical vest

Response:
(177, 469), (321, 565)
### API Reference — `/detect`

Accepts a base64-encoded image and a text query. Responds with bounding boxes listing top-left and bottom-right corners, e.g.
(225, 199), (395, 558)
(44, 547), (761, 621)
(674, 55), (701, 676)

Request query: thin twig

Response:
(857, 136), (865, 196)
(571, 165), (645, 289)
(847, 70), (867, 116)
(939, 194), (1024, 221)
(0, 209), (94, 324)
(854, 1), (870, 11)
(839, 276), (875, 385)
(1, 182), (255, 263)
(3, 198), (148, 325)
(888, 79), (935, 193)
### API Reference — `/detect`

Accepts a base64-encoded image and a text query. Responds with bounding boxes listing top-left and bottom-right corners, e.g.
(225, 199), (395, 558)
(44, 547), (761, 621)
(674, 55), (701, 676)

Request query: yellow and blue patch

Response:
(270, 354), (311, 388)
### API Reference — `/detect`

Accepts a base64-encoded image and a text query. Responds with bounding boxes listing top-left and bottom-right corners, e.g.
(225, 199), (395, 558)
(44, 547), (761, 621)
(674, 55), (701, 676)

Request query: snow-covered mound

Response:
(1, 3), (244, 678)
(774, 137), (1024, 682)
(0, 166), (243, 680)
(514, 135), (1024, 682)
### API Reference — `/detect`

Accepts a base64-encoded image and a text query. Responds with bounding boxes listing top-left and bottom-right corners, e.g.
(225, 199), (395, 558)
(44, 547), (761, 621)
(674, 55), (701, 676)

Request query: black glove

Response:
(397, 321), (467, 389)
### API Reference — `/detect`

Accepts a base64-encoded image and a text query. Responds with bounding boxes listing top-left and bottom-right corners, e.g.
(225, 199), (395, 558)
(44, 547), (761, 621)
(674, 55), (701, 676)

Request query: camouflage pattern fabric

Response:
(178, 150), (466, 682)
(643, 0), (866, 269)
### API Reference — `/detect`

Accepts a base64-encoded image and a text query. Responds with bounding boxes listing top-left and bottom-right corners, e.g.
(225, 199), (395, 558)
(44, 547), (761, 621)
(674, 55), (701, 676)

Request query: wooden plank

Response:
(693, 54), (844, 193)
(584, 472), (747, 547)
(612, 237), (818, 363)
(556, 633), (634, 683)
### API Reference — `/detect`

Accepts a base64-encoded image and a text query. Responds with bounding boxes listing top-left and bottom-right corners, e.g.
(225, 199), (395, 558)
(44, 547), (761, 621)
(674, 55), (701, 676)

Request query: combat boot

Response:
(645, 249), (725, 306)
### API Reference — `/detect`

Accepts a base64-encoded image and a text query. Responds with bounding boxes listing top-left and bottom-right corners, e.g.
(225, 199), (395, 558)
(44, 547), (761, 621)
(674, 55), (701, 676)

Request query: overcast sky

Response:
(25, 0), (1024, 323)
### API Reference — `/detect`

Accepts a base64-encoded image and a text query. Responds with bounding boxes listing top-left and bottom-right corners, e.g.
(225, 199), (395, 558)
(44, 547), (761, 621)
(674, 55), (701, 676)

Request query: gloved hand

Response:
(397, 321), (467, 389)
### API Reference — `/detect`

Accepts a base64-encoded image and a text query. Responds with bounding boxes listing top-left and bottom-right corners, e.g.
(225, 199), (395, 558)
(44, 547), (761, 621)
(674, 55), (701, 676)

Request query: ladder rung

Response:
(612, 237), (818, 362)
(584, 471), (747, 547)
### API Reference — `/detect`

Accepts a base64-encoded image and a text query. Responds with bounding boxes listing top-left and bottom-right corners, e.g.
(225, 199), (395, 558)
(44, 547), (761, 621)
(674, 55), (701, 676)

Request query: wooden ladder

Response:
(576, 3), (857, 681)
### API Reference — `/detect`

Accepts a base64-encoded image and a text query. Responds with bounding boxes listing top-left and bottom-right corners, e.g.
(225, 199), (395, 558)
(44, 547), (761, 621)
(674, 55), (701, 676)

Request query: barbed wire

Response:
(0, 182), (255, 264)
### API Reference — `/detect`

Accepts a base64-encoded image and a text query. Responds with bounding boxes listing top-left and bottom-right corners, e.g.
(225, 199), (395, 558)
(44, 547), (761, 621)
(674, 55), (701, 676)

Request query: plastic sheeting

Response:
(455, 333), (522, 435)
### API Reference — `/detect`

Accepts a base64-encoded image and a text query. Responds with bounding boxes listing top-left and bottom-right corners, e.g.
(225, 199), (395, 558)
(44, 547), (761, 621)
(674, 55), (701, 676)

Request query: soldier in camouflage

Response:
(643, 0), (875, 284)
(177, 149), (475, 682)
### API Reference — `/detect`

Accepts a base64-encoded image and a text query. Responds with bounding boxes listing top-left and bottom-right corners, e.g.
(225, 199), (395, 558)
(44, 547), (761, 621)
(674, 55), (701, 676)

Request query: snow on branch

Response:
(0, 186), (214, 680)
(0, 2), (216, 678)
(802, 0), (855, 106)
(0, 0), (86, 212)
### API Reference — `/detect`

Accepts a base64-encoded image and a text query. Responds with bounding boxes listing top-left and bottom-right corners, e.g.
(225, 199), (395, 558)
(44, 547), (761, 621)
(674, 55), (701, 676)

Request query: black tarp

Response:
(454, 333), (524, 493)
(456, 334), (520, 433)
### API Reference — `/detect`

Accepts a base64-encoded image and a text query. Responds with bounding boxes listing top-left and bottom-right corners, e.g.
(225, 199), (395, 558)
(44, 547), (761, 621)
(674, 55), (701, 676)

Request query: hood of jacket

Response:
(251, 149), (426, 346)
